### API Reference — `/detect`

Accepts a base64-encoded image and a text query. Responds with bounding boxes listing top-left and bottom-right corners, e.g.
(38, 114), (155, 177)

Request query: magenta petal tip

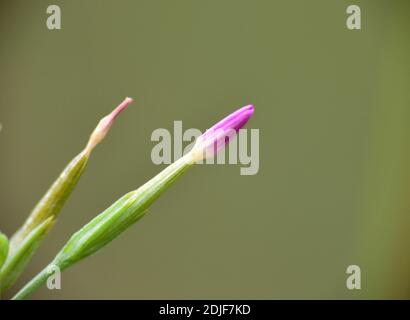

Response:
(191, 104), (255, 162)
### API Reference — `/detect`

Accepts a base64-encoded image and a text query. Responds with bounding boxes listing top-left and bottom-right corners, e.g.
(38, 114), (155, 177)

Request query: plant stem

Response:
(12, 266), (53, 300)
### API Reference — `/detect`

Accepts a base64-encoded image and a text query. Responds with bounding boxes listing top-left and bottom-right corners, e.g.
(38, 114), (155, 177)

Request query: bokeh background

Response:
(0, 0), (409, 299)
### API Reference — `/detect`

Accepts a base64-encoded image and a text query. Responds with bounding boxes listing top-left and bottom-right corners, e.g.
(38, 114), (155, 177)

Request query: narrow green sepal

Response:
(10, 152), (89, 252)
(54, 155), (193, 269)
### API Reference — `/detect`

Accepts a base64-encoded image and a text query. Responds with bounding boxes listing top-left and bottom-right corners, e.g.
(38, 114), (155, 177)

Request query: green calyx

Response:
(13, 155), (193, 299)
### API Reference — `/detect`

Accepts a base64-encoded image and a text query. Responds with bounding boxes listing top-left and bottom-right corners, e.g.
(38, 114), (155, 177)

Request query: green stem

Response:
(12, 265), (53, 300)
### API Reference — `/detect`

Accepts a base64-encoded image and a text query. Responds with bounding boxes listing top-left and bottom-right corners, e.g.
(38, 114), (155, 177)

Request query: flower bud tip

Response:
(86, 97), (133, 153)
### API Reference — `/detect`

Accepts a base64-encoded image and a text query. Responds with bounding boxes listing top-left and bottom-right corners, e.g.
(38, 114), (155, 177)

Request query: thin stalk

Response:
(12, 266), (54, 300)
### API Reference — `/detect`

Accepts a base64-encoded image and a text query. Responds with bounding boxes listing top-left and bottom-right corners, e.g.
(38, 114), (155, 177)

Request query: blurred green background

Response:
(0, 0), (409, 299)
